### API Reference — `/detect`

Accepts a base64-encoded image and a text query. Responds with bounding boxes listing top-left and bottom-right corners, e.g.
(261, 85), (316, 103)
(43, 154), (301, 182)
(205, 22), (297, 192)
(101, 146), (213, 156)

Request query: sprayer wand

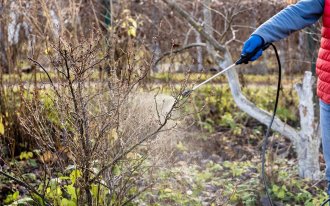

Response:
(181, 63), (236, 96)
(181, 43), (271, 97)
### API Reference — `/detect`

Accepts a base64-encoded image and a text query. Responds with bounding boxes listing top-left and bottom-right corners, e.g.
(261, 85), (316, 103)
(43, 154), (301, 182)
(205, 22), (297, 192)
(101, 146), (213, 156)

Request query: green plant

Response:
(4, 191), (19, 205)
(19, 151), (33, 160)
(34, 169), (112, 206)
(0, 116), (4, 135)
(272, 184), (288, 200)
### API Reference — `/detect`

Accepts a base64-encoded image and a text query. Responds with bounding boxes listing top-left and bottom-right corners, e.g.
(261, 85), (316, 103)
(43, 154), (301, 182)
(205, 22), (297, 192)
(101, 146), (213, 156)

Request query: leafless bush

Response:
(13, 30), (187, 204)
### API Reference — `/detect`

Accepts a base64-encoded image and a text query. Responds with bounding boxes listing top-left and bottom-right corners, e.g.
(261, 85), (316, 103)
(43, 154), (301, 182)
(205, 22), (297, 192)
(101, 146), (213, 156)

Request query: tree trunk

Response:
(195, 29), (203, 72)
(295, 71), (321, 179)
(0, 2), (9, 73)
(151, 3), (161, 72)
(219, 50), (299, 141)
(203, 0), (214, 53)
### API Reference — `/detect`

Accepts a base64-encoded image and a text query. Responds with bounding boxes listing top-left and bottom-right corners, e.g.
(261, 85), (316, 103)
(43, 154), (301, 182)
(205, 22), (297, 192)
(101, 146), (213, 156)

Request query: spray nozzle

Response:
(181, 89), (193, 97)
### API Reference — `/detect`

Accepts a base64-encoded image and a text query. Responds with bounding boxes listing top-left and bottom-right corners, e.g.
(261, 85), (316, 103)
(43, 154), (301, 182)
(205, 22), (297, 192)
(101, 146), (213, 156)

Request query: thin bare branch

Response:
(154, 43), (206, 66)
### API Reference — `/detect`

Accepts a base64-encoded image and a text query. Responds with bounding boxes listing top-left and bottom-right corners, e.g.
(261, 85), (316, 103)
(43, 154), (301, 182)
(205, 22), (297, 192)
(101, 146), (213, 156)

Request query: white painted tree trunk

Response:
(295, 72), (321, 179)
(219, 51), (299, 141)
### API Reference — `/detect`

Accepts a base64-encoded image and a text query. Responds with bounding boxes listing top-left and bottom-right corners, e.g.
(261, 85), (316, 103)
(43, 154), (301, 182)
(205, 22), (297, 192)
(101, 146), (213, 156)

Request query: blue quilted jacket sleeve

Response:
(252, 0), (325, 43)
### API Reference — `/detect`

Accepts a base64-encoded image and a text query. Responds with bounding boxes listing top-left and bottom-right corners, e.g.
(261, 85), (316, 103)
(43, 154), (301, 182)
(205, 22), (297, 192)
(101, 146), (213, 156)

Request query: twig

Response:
(121, 185), (152, 206)
(0, 170), (51, 206)
(162, 0), (226, 54)
(28, 57), (61, 98)
(154, 43), (206, 66)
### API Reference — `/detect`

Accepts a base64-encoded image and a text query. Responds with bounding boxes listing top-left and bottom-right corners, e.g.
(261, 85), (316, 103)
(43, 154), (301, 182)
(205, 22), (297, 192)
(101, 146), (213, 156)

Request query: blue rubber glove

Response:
(241, 35), (265, 62)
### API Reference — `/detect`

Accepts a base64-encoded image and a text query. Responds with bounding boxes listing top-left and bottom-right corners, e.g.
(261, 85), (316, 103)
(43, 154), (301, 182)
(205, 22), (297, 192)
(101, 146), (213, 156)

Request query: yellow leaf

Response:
(108, 129), (118, 146)
(128, 17), (137, 28)
(0, 117), (4, 135)
(44, 47), (52, 55)
(127, 26), (136, 37)
(121, 22), (127, 28)
(19, 151), (33, 160)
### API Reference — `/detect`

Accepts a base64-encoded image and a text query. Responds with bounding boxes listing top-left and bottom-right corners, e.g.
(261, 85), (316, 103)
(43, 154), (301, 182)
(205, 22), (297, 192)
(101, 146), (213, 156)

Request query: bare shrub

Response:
(10, 29), (186, 204)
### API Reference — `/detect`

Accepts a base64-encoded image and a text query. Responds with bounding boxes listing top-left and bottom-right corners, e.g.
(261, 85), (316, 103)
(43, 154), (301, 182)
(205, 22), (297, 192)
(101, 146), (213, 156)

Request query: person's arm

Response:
(253, 0), (324, 43)
(242, 0), (324, 61)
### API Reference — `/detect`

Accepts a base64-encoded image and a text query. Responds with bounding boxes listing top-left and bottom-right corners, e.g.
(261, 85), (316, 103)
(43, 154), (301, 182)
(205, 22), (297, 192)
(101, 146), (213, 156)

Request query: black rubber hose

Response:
(260, 43), (281, 206)
(237, 42), (280, 206)
(321, 198), (330, 206)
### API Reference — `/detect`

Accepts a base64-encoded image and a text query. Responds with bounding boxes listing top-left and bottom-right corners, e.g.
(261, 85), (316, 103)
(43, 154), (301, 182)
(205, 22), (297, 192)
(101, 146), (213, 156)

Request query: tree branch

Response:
(28, 57), (61, 98)
(162, 0), (226, 54)
(154, 43), (206, 66)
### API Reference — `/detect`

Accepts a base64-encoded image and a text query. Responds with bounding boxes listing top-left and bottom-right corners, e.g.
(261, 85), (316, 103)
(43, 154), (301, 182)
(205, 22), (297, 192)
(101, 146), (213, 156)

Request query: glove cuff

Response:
(251, 34), (265, 46)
